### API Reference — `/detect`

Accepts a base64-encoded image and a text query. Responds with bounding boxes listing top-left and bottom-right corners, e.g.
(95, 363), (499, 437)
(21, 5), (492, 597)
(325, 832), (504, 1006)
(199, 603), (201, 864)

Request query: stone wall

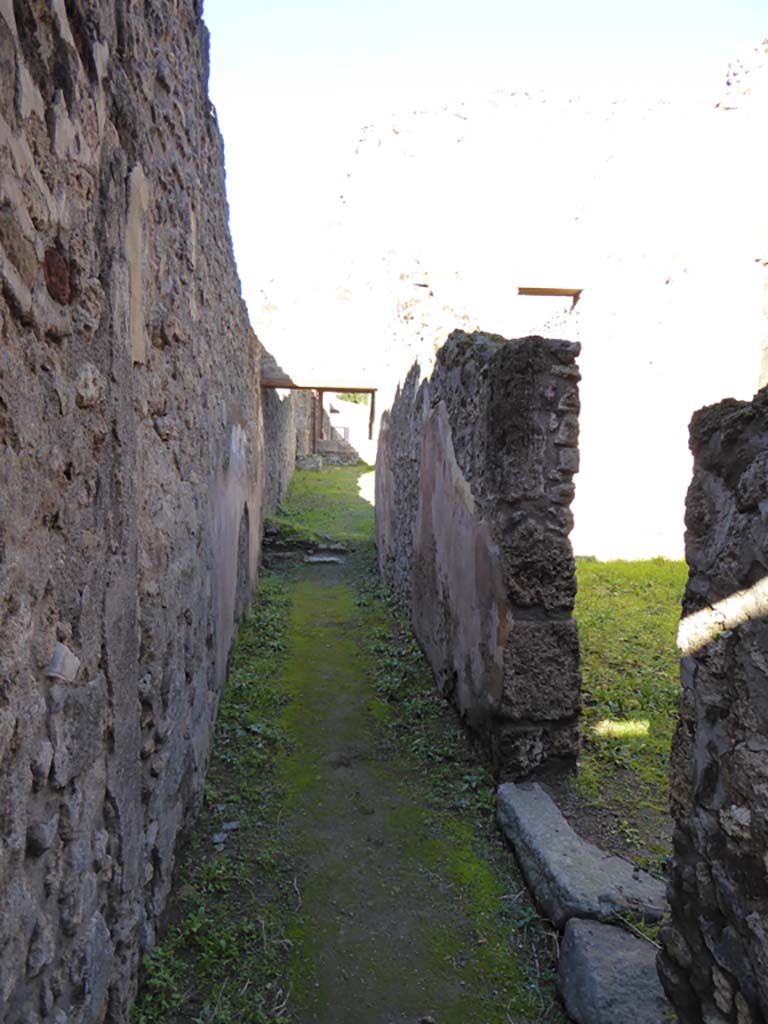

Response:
(659, 389), (768, 1024)
(262, 389), (297, 512)
(376, 330), (582, 777)
(294, 389), (314, 457)
(0, 3), (278, 1021)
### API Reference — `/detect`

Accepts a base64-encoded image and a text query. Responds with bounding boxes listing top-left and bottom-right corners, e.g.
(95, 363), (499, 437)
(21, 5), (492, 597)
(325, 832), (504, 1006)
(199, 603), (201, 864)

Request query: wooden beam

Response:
(517, 287), (582, 298)
(261, 377), (377, 393)
(368, 390), (376, 441)
(518, 286), (582, 310)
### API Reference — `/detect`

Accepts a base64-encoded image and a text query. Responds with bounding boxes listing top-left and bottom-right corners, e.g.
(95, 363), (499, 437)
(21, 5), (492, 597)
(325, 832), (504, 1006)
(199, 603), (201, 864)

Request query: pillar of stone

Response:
(659, 388), (768, 1024)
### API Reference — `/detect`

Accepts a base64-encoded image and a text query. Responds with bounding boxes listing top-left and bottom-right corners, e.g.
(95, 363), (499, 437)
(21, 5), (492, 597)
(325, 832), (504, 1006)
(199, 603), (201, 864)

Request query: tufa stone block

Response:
(501, 620), (581, 721)
(558, 918), (672, 1024)
(497, 782), (667, 927)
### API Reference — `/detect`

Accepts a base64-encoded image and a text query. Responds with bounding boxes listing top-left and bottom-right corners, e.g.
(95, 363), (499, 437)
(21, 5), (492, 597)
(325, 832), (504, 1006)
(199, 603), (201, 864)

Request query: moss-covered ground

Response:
(132, 466), (687, 1020)
(268, 465), (375, 543)
(133, 465), (564, 1024)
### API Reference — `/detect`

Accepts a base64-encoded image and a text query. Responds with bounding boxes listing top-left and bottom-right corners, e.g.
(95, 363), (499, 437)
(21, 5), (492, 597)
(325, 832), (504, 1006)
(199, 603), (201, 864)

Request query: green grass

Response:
(276, 568), (559, 1022)
(269, 465), (375, 543)
(573, 556), (687, 832)
(336, 391), (369, 405)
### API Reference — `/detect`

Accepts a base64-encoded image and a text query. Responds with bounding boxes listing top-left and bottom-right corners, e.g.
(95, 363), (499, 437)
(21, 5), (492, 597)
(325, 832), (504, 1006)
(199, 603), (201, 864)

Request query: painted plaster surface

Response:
(413, 400), (510, 727)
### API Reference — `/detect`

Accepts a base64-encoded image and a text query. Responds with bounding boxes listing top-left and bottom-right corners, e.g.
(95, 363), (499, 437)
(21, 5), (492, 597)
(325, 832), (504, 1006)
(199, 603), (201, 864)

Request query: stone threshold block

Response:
(497, 782), (667, 927)
(558, 919), (672, 1024)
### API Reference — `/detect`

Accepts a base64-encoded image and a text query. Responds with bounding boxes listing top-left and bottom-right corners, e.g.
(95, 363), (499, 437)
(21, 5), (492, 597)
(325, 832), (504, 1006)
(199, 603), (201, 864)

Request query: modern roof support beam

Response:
(260, 377), (377, 441)
(518, 286), (583, 310)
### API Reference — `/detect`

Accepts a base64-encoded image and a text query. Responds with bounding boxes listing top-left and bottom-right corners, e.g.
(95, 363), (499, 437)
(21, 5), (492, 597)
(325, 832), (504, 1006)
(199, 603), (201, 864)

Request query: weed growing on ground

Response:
(351, 557), (565, 1022)
(610, 912), (662, 949)
(131, 575), (297, 1024)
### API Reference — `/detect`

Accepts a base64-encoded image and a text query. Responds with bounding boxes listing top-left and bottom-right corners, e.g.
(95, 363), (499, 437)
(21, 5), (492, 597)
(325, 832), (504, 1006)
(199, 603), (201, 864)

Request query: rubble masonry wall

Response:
(262, 389), (298, 513)
(0, 2), (292, 1021)
(375, 331), (582, 777)
(660, 388), (768, 1024)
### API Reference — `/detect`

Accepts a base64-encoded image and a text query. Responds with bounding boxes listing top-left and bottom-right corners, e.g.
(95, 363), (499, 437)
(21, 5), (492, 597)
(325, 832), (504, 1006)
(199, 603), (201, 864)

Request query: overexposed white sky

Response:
(201, 2), (766, 559)
(202, 0), (766, 311)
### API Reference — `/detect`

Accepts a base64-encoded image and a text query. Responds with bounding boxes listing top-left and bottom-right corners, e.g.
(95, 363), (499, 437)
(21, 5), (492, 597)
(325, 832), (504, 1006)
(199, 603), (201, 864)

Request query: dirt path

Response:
(278, 563), (535, 1024)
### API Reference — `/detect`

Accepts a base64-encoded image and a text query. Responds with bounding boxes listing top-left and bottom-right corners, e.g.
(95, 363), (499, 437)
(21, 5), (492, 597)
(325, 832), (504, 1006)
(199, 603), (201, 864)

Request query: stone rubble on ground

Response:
(262, 522), (349, 555)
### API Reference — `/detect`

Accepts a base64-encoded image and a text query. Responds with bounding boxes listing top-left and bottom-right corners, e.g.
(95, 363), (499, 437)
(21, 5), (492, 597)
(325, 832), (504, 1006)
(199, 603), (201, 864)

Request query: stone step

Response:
(558, 918), (672, 1024)
(496, 782), (667, 927)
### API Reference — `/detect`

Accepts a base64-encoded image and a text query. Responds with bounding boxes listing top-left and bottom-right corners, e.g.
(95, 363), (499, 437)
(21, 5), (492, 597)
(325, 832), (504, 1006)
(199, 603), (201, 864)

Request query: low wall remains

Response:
(660, 388), (768, 1024)
(376, 331), (582, 777)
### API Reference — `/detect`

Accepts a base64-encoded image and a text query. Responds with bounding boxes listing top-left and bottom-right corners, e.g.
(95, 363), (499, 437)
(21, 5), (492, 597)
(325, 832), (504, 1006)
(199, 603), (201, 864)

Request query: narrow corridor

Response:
(279, 566), (532, 1023)
(134, 467), (562, 1024)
